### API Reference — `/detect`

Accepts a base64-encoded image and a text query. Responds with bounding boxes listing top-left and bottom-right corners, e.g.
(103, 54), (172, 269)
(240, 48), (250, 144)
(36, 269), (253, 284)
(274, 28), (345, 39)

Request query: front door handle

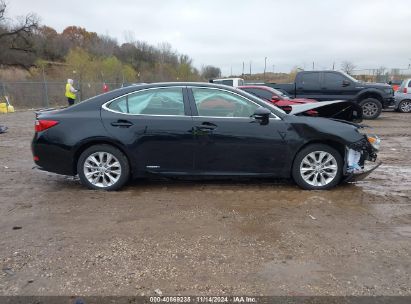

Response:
(111, 120), (133, 128)
(195, 122), (217, 131)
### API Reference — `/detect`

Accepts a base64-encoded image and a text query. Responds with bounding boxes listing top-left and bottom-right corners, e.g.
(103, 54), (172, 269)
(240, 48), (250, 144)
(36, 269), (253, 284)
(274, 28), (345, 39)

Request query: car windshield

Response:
(340, 72), (359, 83)
(271, 88), (290, 100)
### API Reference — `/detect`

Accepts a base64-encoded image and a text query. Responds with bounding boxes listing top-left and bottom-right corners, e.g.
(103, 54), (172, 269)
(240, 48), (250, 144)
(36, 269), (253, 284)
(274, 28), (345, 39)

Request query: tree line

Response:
(0, 1), (221, 83)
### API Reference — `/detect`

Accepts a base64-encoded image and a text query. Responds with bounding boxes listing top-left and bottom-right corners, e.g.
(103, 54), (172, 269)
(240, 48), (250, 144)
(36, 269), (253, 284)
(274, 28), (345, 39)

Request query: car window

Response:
(212, 79), (233, 86)
(221, 80), (234, 86)
(107, 88), (185, 116)
(192, 88), (260, 118)
(324, 72), (346, 86)
(301, 73), (320, 87)
(243, 88), (274, 101)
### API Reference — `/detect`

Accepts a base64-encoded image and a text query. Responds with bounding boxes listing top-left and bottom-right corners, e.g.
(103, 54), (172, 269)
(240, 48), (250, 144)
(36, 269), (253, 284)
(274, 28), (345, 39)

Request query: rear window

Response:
(300, 73), (320, 86)
(107, 88), (185, 115)
(398, 80), (411, 90)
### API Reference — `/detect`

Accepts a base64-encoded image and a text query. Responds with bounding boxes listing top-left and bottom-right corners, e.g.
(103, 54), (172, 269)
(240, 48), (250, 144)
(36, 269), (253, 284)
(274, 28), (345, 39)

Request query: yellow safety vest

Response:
(65, 83), (76, 99)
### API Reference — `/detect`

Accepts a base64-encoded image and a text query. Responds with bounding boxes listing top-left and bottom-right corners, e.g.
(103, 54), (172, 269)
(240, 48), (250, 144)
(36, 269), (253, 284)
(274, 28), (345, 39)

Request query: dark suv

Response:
(266, 71), (395, 119)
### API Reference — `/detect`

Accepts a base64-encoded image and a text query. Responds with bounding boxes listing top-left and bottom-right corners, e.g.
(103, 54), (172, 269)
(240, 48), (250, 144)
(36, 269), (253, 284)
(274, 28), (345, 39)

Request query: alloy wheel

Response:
(362, 102), (379, 117)
(399, 100), (411, 113)
(83, 152), (122, 188)
(300, 151), (338, 187)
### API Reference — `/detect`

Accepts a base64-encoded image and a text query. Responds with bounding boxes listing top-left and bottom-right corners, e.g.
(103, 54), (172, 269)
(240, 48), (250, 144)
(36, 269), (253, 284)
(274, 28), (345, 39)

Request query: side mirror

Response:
(342, 80), (351, 87)
(253, 107), (271, 125)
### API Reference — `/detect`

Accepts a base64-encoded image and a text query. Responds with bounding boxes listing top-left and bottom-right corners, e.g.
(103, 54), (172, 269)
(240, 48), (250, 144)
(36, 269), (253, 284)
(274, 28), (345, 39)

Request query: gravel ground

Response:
(0, 110), (410, 296)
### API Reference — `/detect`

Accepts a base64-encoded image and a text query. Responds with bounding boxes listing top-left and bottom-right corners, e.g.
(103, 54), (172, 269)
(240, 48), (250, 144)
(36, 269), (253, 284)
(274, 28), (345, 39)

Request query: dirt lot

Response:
(0, 110), (410, 296)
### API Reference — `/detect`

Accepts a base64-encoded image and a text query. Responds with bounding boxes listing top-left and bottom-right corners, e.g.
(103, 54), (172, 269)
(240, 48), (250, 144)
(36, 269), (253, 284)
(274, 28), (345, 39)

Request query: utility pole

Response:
(264, 57), (267, 79)
(42, 65), (49, 107)
(312, 62), (315, 70)
(332, 62), (335, 70)
(249, 61), (252, 76)
(230, 66), (232, 76)
(242, 62), (245, 75)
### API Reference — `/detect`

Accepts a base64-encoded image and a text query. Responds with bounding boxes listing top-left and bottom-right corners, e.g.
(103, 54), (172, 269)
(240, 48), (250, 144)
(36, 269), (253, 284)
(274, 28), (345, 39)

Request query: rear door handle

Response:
(111, 120), (133, 128)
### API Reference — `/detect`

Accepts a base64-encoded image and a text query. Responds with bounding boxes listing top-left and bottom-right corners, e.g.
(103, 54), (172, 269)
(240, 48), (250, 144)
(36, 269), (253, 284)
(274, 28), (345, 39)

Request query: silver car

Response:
(395, 79), (411, 113)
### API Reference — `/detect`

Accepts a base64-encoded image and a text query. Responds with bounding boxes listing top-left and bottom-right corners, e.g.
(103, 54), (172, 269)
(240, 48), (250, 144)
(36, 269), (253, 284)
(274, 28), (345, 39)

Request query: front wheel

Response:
(359, 98), (382, 119)
(398, 99), (411, 113)
(292, 144), (343, 190)
(77, 144), (130, 191)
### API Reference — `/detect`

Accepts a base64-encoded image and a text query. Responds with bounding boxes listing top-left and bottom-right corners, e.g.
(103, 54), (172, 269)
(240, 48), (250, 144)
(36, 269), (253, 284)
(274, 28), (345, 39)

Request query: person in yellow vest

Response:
(65, 79), (78, 106)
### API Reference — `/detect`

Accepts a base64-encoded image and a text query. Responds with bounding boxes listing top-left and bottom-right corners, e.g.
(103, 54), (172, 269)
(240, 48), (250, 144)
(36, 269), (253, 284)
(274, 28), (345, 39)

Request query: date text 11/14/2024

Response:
(149, 296), (257, 303)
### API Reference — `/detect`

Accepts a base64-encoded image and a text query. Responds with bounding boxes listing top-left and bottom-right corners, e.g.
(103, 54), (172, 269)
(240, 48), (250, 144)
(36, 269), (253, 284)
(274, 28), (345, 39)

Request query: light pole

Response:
(264, 57), (267, 79)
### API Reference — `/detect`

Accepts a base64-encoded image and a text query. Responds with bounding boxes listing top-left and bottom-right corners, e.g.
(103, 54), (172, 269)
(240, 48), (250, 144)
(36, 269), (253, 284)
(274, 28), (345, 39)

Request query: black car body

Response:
(265, 71), (395, 119)
(32, 82), (380, 190)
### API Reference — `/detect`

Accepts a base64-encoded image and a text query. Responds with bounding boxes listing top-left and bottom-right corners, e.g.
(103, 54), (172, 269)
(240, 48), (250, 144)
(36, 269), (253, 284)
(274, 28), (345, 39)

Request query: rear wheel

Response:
(292, 144), (343, 190)
(359, 98), (382, 119)
(398, 99), (411, 113)
(77, 144), (130, 191)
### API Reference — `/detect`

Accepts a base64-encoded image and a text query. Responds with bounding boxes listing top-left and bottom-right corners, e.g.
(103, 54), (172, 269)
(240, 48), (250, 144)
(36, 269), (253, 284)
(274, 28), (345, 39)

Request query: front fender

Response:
(355, 89), (384, 101)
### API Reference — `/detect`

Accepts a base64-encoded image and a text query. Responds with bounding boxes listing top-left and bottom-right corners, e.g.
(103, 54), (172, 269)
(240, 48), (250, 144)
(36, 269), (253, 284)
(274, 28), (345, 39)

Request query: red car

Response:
(238, 85), (317, 114)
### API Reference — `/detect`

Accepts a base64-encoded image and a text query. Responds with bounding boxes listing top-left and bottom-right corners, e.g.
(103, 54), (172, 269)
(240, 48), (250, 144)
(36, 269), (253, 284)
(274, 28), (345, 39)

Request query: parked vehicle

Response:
(210, 78), (244, 87)
(265, 70), (395, 119)
(394, 79), (411, 113)
(389, 80), (403, 92)
(32, 82), (380, 191)
(238, 85), (317, 114)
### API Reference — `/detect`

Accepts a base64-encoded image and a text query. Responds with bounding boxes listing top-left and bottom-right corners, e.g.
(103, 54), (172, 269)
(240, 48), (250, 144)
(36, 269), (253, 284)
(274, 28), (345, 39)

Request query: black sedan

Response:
(32, 82), (380, 190)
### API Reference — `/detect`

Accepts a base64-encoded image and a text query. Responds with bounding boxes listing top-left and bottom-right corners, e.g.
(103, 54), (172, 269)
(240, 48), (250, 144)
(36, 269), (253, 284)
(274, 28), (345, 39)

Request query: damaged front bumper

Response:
(343, 135), (381, 182)
(344, 161), (382, 182)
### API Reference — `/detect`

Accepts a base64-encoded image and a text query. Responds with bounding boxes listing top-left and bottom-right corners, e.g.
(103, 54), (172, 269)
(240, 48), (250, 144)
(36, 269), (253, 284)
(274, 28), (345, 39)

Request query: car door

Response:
(322, 72), (357, 100)
(296, 72), (324, 100)
(187, 86), (290, 175)
(100, 86), (195, 174)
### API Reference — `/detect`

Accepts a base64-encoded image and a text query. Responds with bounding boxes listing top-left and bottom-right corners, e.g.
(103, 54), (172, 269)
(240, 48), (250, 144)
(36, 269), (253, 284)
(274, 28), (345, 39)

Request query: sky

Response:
(7, 0), (411, 75)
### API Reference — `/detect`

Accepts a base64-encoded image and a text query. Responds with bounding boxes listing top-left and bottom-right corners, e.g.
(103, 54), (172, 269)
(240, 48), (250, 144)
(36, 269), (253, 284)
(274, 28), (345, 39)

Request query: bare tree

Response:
(0, 1), (39, 40)
(0, 0), (39, 66)
(341, 61), (356, 75)
(201, 65), (221, 79)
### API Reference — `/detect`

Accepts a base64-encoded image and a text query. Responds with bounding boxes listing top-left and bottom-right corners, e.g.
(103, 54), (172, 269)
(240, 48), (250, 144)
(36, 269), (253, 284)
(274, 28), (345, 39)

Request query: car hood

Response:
(359, 82), (391, 89)
(288, 100), (363, 123)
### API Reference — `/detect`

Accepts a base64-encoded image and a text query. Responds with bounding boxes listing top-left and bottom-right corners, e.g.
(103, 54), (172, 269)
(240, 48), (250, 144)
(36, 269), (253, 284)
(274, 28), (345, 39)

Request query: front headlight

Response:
(367, 134), (381, 150)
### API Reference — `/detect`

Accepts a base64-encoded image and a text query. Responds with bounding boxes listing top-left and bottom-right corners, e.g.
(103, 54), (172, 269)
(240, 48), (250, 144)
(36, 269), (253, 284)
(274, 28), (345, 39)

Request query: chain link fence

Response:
(0, 81), (124, 109)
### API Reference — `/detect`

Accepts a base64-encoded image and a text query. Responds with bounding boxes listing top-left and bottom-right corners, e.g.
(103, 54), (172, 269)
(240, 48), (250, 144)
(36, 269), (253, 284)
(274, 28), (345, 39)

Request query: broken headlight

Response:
(366, 134), (381, 151)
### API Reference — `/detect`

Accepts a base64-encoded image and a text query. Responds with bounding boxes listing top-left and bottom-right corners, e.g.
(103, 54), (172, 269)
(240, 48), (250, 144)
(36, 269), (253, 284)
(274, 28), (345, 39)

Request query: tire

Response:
(398, 99), (411, 113)
(77, 144), (130, 191)
(359, 98), (382, 119)
(292, 144), (343, 190)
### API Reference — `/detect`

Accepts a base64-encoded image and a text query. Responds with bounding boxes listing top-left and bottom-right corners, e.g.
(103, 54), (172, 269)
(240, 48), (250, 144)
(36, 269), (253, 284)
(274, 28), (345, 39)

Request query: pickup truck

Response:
(265, 71), (395, 119)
